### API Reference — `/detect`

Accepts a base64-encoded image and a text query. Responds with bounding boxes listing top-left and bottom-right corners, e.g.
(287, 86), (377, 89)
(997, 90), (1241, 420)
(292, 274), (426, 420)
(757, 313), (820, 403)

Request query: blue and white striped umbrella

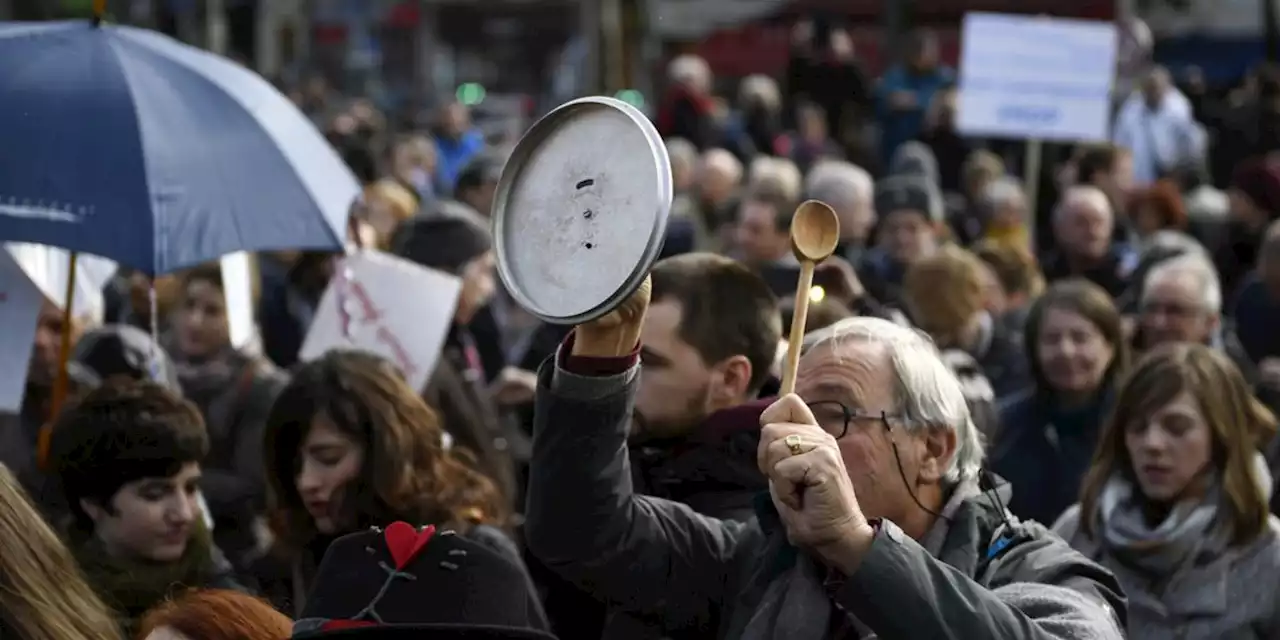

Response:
(0, 20), (360, 274)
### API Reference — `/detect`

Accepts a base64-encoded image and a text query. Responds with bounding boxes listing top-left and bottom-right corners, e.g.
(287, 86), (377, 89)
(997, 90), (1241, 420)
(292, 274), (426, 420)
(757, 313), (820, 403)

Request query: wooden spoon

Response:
(779, 200), (841, 395)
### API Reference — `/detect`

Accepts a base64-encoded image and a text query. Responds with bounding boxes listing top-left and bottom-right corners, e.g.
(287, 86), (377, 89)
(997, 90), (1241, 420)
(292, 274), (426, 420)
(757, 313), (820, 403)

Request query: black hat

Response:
(389, 215), (492, 276)
(874, 175), (943, 223)
(293, 522), (555, 639)
(69, 324), (181, 393)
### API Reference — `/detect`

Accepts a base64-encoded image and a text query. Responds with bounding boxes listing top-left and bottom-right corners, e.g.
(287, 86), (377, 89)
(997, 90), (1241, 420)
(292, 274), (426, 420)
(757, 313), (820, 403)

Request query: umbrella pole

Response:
(38, 251), (79, 470)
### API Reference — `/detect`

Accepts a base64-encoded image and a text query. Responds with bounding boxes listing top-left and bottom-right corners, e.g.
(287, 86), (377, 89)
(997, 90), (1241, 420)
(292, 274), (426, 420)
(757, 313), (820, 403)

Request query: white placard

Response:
(0, 251), (46, 412)
(5, 243), (118, 324)
(956, 13), (1118, 142)
(220, 252), (257, 350)
(298, 251), (461, 392)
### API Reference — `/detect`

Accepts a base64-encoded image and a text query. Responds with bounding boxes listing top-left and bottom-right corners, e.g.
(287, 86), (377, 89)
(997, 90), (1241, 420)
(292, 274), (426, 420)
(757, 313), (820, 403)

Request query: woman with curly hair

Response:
(254, 350), (534, 620)
(0, 464), (120, 640)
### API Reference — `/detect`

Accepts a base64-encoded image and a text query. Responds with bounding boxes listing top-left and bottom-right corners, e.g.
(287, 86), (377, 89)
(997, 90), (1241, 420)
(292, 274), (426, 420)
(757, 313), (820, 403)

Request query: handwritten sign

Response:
(0, 250), (45, 412)
(5, 243), (117, 323)
(298, 251), (461, 392)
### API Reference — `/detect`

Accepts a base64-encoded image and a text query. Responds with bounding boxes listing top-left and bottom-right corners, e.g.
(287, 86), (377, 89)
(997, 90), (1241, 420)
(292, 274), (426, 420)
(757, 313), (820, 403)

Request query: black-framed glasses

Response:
(807, 400), (910, 439)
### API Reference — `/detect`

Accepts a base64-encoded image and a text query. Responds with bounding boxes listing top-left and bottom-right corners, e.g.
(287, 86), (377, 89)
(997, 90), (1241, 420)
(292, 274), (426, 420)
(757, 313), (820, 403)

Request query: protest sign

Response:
(220, 252), (257, 350)
(956, 13), (1117, 143)
(0, 251), (46, 411)
(298, 251), (461, 392)
(5, 243), (117, 323)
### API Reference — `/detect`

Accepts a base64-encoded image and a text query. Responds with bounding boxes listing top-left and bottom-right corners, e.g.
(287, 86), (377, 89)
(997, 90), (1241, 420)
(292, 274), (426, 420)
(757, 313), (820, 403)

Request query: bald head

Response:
(1054, 186), (1114, 261)
(698, 149), (743, 204)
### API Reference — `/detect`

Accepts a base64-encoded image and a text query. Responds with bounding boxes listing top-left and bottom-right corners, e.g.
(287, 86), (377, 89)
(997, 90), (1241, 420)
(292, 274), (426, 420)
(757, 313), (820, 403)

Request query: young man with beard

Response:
(537, 252), (781, 640)
(48, 379), (241, 637)
(629, 252), (783, 519)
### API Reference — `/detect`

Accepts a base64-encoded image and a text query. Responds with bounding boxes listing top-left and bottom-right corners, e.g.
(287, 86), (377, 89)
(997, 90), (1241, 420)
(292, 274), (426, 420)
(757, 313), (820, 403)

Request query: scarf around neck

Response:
(1096, 474), (1223, 579)
(1095, 453), (1272, 578)
(164, 333), (249, 403)
(73, 524), (221, 635)
(740, 480), (986, 640)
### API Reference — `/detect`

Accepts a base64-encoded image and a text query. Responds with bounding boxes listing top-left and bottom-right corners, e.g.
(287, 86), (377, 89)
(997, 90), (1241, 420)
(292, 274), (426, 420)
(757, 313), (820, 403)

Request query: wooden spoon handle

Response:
(780, 261), (816, 396)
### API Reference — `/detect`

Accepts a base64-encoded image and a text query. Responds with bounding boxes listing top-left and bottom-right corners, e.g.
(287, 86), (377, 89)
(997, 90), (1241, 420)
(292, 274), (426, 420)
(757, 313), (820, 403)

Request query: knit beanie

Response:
(889, 141), (941, 187)
(389, 215), (493, 275)
(875, 175), (943, 223)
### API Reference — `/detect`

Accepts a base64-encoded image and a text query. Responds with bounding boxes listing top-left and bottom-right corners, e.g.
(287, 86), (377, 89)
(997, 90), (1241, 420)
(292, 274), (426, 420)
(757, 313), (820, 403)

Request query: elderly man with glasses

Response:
(525, 279), (1127, 639)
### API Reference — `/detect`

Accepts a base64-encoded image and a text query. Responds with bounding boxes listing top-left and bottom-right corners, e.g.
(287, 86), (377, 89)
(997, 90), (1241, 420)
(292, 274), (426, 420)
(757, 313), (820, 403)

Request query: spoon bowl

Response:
(790, 200), (841, 262)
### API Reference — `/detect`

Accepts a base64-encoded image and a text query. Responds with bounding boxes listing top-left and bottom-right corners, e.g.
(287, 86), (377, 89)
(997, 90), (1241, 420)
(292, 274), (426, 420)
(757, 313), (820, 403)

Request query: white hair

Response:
(1054, 185), (1113, 224)
(665, 137), (698, 173)
(805, 161), (874, 210)
(1143, 230), (1208, 259)
(804, 316), (985, 485)
(699, 148), (743, 184)
(739, 74), (781, 112)
(1143, 253), (1223, 314)
(668, 55), (710, 89)
(749, 157), (802, 201)
(982, 177), (1025, 209)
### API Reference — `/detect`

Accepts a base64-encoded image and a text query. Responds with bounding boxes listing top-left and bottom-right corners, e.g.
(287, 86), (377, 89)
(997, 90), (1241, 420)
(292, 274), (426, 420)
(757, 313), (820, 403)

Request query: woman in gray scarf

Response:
(1054, 342), (1280, 639)
(165, 263), (288, 570)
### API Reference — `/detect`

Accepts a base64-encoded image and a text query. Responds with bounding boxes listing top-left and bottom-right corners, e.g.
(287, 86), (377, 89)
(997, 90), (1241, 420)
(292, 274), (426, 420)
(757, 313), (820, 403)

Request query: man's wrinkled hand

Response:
(759, 394), (875, 573)
(572, 275), (651, 358)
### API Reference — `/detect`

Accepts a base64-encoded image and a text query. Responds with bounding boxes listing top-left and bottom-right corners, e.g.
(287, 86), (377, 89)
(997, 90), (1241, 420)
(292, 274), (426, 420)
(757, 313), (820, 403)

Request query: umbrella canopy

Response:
(0, 21), (359, 274)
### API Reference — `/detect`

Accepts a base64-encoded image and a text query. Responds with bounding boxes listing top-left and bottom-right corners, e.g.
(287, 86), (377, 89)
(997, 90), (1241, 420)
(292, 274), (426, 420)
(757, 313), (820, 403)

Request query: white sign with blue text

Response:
(956, 13), (1118, 142)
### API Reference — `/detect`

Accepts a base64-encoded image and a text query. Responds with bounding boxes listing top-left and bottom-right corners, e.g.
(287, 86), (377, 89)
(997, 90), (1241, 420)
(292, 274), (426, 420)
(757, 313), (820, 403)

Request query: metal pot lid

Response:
(492, 96), (672, 325)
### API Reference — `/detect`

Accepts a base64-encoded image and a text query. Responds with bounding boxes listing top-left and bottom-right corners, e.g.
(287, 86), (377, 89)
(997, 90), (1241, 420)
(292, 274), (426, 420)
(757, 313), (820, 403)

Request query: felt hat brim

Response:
(294, 623), (558, 640)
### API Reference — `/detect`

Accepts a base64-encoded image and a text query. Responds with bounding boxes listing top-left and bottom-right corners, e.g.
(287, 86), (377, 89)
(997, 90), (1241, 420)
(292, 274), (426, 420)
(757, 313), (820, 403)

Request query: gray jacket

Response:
(525, 355), (1128, 639)
(1055, 505), (1280, 639)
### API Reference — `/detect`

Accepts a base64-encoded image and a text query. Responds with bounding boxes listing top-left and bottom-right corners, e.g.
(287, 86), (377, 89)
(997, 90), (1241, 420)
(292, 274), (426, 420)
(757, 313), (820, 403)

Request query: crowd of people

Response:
(4, 20), (1280, 640)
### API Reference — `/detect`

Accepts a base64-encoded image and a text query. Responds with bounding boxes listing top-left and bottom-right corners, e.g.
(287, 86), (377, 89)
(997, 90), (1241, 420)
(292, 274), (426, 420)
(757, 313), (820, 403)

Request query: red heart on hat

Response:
(384, 522), (436, 571)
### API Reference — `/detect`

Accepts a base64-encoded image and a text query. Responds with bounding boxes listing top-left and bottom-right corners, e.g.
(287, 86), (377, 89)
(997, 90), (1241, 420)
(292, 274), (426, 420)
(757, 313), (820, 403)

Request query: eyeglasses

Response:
(806, 401), (911, 440)
(1140, 301), (1204, 318)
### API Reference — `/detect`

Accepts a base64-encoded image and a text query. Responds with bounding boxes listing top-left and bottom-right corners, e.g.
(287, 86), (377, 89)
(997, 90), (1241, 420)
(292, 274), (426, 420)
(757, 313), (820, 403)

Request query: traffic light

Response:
(456, 83), (486, 106)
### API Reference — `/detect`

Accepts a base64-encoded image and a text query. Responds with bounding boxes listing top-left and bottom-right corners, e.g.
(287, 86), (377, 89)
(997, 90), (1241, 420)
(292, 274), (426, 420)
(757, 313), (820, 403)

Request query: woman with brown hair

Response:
(138, 589), (290, 640)
(990, 279), (1132, 526)
(165, 263), (289, 570)
(902, 244), (1028, 400)
(0, 464), (120, 640)
(255, 350), (531, 620)
(973, 239), (1045, 335)
(1054, 344), (1280, 638)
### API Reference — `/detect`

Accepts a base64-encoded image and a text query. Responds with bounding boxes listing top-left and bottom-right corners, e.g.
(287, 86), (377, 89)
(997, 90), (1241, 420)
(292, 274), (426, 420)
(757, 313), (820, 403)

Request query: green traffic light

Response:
(456, 83), (486, 106)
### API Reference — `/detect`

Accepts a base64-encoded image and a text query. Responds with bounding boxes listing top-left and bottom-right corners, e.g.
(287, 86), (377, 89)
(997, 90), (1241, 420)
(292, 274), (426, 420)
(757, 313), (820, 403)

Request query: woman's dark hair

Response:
(1023, 279), (1131, 396)
(264, 350), (509, 549)
(181, 261), (263, 312)
(49, 380), (208, 532)
(286, 251), (338, 295)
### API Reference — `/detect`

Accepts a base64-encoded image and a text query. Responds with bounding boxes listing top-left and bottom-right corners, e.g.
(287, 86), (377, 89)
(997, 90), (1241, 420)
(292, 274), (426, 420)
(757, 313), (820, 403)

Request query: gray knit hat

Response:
(874, 175), (943, 222)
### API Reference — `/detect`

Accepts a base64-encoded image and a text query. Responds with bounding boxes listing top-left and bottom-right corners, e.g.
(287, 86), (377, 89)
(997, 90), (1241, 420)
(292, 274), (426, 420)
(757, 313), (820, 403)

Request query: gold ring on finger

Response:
(785, 434), (804, 456)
